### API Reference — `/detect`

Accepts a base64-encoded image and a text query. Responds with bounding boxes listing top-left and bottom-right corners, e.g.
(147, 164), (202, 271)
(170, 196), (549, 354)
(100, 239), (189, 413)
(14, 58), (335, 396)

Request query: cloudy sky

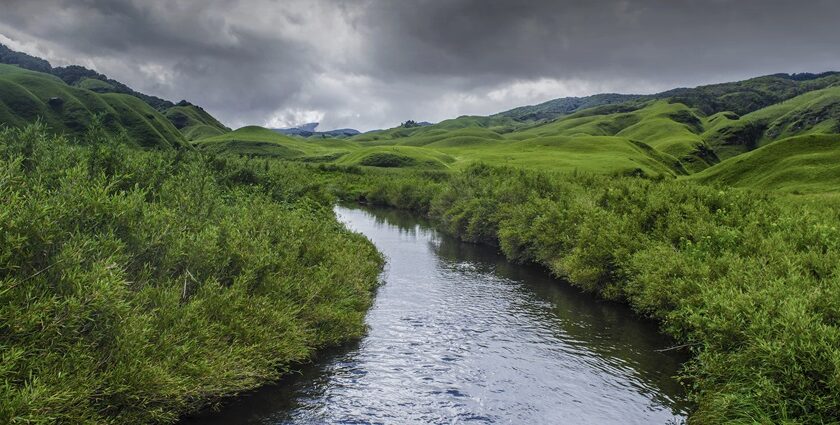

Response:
(1, 0), (839, 131)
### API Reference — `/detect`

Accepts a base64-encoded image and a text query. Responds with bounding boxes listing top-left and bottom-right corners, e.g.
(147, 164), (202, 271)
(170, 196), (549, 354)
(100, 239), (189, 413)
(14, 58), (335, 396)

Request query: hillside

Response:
(164, 103), (230, 141)
(0, 64), (186, 148)
(0, 43), (230, 142)
(192, 125), (357, 159)
(655, 72), (840, 116)
(3, 43), (840, 191)
(691, 134), (840, 193)
(703, 86), (840, 159)
(0, 43), (174, 110)
(495, 93), (645, 121)
(193, 76), (840, 180)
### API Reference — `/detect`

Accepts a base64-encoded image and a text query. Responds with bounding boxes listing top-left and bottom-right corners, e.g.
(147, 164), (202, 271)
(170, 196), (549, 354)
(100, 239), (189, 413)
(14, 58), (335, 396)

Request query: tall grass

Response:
(0, 124), (383, 424)
(349, 163), (840, 424)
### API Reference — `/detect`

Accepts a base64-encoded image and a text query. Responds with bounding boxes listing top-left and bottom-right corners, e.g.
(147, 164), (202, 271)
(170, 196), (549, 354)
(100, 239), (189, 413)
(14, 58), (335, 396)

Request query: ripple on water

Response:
(181, 206), (689, 425)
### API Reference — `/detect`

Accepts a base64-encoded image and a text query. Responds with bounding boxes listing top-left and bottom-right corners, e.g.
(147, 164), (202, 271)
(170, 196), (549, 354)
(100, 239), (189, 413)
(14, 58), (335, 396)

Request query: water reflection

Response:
(182, 205), (688, 424)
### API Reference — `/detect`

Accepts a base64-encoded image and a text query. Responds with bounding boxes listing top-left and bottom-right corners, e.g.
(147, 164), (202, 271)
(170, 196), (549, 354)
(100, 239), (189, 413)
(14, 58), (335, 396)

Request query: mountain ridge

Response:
(2, 42), (840, 194)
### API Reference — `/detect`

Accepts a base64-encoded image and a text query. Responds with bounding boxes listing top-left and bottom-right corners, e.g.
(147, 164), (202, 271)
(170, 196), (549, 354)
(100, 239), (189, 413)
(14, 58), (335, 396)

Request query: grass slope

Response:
(164, 104), (230, 141)
(692, 134), (840, 193)
(193, 125), (359, 160)
(183, 72), (840, 188)
(495, 93), (645, 121)
(703, 86), (840, 159)
(655, 71), (840, 115)
(0, 64), (186, 149)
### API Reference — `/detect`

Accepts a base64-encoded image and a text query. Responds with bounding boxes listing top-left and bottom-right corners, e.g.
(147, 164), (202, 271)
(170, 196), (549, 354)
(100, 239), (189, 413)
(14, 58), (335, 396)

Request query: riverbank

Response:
(182, 205), (689, 423)
(339, 164), (840, 423)
(0, 126), (384, 424)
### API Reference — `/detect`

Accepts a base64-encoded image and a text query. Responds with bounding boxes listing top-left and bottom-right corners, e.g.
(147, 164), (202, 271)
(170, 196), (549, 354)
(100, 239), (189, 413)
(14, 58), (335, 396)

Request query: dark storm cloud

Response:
(0, 0), (839, 130)
(361, 0), (840, 83)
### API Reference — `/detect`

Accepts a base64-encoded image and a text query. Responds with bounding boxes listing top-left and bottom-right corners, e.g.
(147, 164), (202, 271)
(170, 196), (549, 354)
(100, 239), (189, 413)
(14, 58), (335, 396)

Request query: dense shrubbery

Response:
(349, 163), (840, 423)
(0, 124), (383, 424)
(358, 152), (417, 168)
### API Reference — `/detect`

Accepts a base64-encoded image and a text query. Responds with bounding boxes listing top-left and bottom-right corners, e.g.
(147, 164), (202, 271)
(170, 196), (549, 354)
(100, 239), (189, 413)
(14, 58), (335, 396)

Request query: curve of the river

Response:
(183, 205), (689, 424)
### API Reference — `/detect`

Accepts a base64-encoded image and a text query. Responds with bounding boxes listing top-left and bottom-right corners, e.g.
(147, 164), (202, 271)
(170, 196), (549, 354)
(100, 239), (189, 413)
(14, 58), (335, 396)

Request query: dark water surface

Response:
(184, 205), (689, 424)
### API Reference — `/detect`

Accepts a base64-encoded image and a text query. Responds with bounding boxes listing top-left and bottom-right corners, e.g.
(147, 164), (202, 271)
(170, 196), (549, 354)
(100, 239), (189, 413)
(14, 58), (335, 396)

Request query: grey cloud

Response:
(359, 0), (840, 83)
(1, 0), (839, 131)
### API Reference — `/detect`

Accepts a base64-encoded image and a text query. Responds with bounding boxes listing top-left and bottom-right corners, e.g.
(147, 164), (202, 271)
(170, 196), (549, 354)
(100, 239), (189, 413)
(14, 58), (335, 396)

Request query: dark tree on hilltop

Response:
(401, 120), (420, 128)
(0, 43), (51, 73)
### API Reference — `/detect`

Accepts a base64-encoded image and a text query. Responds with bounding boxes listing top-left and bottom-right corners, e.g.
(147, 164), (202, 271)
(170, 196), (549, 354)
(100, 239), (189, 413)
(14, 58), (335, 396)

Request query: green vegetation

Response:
(4, 42), (840, 423)
(164, 103), (230, 141)
(703, 86), (840, 159)
(0, 43), (229, 145)
(0, 64), (186, 148)
(658, 72), (840, 116)
(76, 77), (116, 92)
(193, 125), (355, 159)
(0, 124), (383, 424)
(692, 134), (840, 193)
(0, 43), (175, 110)
(187, 79), (839, 183)
(495, 92), (644, 121)
(192, 74), (840, 193)
(342, 164), (840, 423)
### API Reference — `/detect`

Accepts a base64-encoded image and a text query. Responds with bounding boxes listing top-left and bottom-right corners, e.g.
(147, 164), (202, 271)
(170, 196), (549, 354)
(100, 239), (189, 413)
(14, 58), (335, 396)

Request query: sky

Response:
(1, 0), (839, 131)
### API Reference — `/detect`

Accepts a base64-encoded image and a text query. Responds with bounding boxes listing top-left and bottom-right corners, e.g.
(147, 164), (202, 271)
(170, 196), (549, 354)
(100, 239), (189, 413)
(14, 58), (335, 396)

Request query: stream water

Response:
(183, 205), (689, 424)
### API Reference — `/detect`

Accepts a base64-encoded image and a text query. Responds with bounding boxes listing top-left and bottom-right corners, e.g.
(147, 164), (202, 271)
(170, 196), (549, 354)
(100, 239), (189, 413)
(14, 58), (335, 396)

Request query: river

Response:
(183, 205), (689, 424)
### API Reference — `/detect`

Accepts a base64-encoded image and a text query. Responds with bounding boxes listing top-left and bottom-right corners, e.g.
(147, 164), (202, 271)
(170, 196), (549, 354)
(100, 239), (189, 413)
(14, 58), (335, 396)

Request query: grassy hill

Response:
(164, 103), (230, 140)
(0, 64), (186, 149)
(495, 93), (645, 121)
(703, 86), (840, 159)
(193, 125), (357, 159)
(0, 43), (233, 142)
(691, 134), (840, 193)
(654, 72), (840, 115)
(191, 78), (840, 180)
(4, 44), (840, 425)
(3, 44), (840, 191)
(198, 118), (682, 175)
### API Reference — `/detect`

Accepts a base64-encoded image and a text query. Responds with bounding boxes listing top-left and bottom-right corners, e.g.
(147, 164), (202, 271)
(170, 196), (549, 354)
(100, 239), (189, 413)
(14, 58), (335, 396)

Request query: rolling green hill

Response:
(495, 93), (645, 121)
(0, 64), (186, 149)
(3, 41), (840, 193)
(198, 118), (682, 175)
(703, 86), (840, 159)
(193, 125), (357, 159)
(654, 71), (840, 115)
(164, 103), (230, 141)
(691, 134), (840, 193)
(192, 78), (840, 181)
(0, 43), (175, 110)
(0, 43), (232, 142)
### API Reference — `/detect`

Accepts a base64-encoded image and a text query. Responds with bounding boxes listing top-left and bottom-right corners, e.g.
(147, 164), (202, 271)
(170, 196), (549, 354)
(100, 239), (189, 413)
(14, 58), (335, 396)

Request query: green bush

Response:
(346, 164), (840, 423)
(0, 125), (383, 424)
(358, 152), (417, 168)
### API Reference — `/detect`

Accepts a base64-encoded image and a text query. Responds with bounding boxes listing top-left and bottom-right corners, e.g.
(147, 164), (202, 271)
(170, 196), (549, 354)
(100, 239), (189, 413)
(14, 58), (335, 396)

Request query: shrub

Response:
(345, 163), (840, 423)
(0, 125), (384, 424)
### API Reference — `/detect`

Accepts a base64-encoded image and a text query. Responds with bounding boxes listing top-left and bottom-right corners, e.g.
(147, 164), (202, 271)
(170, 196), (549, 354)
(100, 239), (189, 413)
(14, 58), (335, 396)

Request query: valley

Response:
(1, 41), (840, 424)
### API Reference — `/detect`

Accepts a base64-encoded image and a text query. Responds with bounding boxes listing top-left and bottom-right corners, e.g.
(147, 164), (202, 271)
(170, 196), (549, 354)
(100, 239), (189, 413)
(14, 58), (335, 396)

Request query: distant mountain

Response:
(273, 122), (361, 138)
